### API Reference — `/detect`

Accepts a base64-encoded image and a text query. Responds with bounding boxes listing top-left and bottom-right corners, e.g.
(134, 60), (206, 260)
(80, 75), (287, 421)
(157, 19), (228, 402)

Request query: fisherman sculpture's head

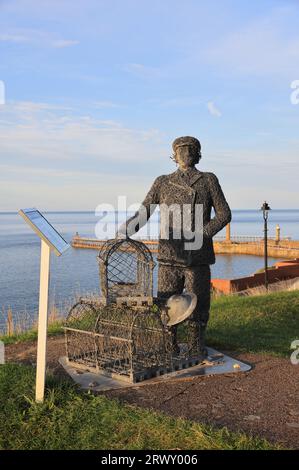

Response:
(172, 136), (201, 171)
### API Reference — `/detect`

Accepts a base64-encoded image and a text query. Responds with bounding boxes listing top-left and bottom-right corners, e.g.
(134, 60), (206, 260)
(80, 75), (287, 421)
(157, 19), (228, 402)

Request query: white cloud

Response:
(0, 28), (79, 48)
(92, 101), (122, 109)
(124, 63), (164, 79)
(148, 97), (203, 108)
(5, 101), (73, 113)
(0, 100), (167, 209)
(0, 101), (163, 165)
(0, 81), (5, 105)
(0, 163), (156, 211)
(207, 101), (222, 117)
(51, 39), (79, 48)
(0, 33), (29, 43)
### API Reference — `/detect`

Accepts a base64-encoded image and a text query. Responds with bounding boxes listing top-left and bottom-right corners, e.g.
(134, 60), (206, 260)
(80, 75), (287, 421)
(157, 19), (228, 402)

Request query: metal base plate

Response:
(59, 347), (251, 392)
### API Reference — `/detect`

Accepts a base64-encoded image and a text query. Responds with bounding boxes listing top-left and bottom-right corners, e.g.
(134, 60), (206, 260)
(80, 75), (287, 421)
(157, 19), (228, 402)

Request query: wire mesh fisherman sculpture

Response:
(119, 136), (232, 357)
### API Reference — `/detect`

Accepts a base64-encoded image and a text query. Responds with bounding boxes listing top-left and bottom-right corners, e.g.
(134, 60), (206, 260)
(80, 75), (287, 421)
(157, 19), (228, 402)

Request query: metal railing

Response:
(213, 236), (292, 242)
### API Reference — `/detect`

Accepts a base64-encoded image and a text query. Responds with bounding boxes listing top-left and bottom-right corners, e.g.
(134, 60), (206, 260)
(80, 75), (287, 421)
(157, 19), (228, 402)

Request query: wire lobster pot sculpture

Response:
(98, 238), (155, 305)
(64, 238), (203, 383)
(64, 299), (174, 382)
(64, 238), (175, 382)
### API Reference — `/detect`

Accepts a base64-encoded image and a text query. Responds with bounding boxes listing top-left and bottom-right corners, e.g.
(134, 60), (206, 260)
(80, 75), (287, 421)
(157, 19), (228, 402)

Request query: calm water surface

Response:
(0, 210), (298, 331)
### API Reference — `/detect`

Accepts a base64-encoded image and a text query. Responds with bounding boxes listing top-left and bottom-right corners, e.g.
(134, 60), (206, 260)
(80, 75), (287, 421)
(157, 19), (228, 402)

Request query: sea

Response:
(0, 209), (298, 333)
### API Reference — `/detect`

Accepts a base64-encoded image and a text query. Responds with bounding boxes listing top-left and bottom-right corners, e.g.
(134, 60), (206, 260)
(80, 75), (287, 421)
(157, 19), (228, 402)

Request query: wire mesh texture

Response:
(64, 300), (99, 369)
(64, 238), (204, 383)
(98, 238), (155, 305)
(64, 299), (174, 382)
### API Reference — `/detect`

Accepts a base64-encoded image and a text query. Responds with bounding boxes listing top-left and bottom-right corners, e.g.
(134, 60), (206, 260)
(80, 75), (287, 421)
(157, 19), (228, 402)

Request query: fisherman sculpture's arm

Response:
(203, 172), (232, 238)
(118, 176), (162, 238)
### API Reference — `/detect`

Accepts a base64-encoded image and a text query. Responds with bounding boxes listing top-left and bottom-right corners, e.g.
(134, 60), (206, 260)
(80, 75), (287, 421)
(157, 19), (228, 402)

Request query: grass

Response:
(206, 289), (299, 357)
(0, 363), (279, 450)
(254, 265), (277, 274)
(2, 290), (299, 358)
(0, 321), (64, 345)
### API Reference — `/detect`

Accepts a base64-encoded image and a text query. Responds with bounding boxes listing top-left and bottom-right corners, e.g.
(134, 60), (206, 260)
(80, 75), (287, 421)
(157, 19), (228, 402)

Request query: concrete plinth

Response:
(59, 347), (251, 392)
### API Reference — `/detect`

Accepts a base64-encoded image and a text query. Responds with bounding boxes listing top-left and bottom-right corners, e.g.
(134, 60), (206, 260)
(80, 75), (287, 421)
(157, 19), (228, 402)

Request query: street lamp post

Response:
(261, 201), (271, 291)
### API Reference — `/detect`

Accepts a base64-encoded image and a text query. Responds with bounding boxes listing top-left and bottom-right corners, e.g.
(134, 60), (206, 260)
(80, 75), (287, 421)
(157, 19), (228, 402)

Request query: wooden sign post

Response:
(19, 208), (70, 403)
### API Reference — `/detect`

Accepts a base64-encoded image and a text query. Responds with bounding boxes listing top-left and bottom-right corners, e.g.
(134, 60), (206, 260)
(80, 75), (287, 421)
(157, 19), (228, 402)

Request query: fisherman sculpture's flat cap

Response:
(172, 136), (201, 151)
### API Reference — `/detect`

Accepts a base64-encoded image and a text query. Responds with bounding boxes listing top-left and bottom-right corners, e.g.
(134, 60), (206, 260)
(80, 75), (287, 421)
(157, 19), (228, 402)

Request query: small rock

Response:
(244, 415), (261, 422)
(88, 381), (99, 387)
(212, 403), (224, 409)
(193, 404), (207, 409)
(210, 353), (224, 359)
(202, 360), (216, 366)
(286, 422), (299, 429)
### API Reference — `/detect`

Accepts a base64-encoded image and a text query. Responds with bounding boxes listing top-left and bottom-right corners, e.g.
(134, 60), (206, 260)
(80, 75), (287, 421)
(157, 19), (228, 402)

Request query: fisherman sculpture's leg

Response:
(157, 264), (184, 355)
(184, 265), (211, 357)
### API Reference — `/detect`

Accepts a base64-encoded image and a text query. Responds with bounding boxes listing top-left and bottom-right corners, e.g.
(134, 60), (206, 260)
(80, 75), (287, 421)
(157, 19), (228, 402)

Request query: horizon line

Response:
(1, 208), (299, 214)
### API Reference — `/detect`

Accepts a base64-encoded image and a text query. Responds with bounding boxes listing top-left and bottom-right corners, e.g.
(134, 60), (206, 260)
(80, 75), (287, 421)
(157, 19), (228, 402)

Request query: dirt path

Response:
(5, 336), (299, 449)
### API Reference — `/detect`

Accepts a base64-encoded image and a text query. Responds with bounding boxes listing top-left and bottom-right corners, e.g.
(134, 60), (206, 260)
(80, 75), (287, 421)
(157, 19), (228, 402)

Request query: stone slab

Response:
(59, 347), (251, 392)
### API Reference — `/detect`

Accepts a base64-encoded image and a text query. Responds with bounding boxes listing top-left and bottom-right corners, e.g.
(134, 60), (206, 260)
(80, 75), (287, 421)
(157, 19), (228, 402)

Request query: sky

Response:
(0, 0), (298, 211)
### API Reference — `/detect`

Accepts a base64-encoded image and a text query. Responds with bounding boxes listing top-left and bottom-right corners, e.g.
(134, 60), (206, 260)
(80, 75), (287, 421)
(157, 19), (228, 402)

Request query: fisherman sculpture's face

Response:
(175, 145), (200, 171)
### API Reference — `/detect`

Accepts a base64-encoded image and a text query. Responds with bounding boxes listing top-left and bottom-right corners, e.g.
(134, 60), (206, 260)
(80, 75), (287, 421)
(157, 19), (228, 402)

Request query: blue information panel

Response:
(19, 208), (70, 256)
